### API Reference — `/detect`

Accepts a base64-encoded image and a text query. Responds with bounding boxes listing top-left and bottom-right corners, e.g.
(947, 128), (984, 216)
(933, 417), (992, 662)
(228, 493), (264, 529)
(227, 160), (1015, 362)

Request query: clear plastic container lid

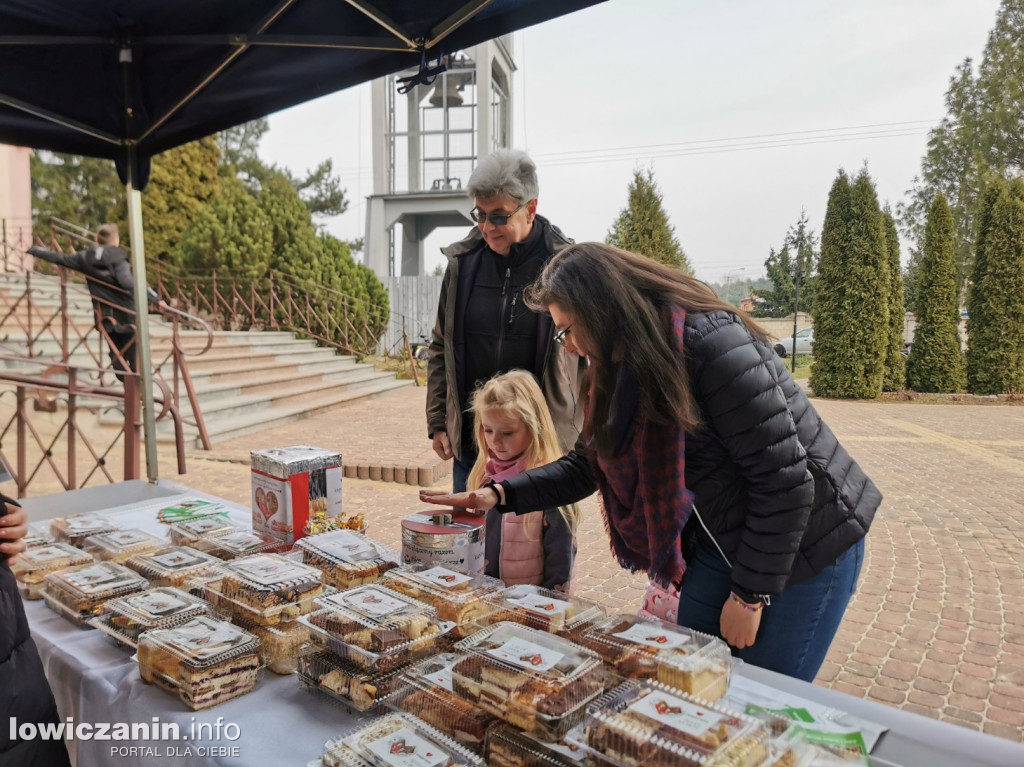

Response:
(43, 562), (149, 626)
(125, 546), (223, 585)
(201, 553), (325, 625)
(579, 614), (733, 701)
(486, 723), (591, 765)
(200, 529), (285, 559)
(138, 615), (261, 669)
(297, 649), (408, 713)
(391, 653), (499, 752)
(83, 528), (167, 561)
(24, 522), (54, 548)
(450, 622), (608, 741)
(244, 621), (311, 675)
(11, 542), (94, 579)
(382, 563), (504, 638)
(324, 712), (485, 767)
(295, 529), (400, 588)
(565, 679), (772, 767)
(167, 515), (239, 546)
(300, 585), (451, 671)
(476, 584), (607, 641)
(50, 513), (121, 544)
(89, 587), (211, 647)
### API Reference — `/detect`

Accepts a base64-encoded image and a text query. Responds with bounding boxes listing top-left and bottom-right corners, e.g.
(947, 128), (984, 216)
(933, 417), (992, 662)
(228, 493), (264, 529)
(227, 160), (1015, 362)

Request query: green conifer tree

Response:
(606, 169), (692, 273)
(906, 194), (967, 392)
(882, 209), (907, 391)
(810, 169), (889, 398)
(966, 178), (1024, 394)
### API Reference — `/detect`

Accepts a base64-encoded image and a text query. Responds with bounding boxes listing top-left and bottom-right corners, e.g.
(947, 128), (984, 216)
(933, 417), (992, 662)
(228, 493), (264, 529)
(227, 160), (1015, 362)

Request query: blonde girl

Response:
(468, 370), (580, 592)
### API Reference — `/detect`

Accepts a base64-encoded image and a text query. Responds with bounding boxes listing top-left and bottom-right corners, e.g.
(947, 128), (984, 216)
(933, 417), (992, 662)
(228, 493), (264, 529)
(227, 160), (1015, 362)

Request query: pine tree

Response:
(755, 211), (818, 317)
(882, 209), (907, 391)
(606, 169), (692, 273)
(30, 152), (123, 236)
(906, 194), (967, 392)
(966, 177), (1024, 394)
(810, 169), (889, 398)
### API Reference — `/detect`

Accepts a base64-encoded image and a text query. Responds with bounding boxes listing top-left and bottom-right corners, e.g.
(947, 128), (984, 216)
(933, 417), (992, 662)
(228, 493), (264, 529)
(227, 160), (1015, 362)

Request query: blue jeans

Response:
(452, 451), (476, 493)
(677, 538), (864, 682)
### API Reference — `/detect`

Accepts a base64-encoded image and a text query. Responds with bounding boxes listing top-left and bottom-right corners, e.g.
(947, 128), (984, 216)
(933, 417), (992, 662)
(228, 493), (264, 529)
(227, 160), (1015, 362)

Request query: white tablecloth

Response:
(21, 482), (1024, 767)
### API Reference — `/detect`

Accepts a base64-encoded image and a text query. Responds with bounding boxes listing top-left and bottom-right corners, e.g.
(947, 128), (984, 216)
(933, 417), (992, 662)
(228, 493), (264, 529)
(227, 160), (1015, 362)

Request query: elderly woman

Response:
(426, 149), (585, 491)
(423, 243), (881, 682)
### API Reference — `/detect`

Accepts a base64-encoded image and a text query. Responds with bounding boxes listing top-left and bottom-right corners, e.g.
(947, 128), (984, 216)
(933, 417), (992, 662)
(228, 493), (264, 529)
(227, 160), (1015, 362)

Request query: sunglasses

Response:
(553, 324), (573, 346)
(470, 203), (525, 227)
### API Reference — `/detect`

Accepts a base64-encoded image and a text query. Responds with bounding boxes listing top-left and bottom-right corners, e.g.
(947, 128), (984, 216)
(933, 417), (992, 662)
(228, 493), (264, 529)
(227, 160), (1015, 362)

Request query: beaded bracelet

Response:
(729, 591), (765, 613)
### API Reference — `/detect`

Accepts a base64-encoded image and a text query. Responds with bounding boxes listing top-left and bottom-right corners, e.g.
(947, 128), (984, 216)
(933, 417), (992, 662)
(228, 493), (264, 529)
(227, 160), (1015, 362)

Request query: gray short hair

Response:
(467, 149), (539, 203)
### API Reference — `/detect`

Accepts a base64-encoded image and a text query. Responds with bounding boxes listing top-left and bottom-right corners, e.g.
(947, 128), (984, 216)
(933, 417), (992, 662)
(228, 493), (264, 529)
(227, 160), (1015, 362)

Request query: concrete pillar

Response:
(364, 196), (390, 279)
(371, 79), (389, 195)
(400, 216), (423, 276)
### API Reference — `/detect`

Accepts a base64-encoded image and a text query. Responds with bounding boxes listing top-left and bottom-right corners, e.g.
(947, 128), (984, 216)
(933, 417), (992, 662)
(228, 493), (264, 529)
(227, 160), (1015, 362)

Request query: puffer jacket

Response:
(425, 216), (585, 460)
(497, 309), (881, 597)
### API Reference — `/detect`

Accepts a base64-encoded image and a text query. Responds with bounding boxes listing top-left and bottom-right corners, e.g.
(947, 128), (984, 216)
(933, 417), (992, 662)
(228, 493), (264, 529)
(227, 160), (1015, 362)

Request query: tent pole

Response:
(125, 155), (159, 482)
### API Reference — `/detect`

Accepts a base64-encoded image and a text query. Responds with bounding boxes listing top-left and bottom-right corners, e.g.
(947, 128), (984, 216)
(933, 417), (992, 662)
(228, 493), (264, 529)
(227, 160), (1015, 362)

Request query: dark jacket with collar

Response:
(498, 309), (881, 597)
(425, 215), (585, 460)
(0, 498), (72, 765)
(28, 244), (157, 329)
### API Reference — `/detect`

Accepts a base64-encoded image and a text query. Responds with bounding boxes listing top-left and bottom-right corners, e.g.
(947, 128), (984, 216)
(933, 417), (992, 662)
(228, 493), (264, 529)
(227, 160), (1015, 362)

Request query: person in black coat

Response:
(0, 496), (71, 767)
(422, 242), (881, 682)
(29, 223), (161, 382)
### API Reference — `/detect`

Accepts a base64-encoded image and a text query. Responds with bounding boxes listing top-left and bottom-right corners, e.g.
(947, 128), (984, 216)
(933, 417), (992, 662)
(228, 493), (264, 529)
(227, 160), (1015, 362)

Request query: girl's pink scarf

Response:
(484, 454), (528, 484)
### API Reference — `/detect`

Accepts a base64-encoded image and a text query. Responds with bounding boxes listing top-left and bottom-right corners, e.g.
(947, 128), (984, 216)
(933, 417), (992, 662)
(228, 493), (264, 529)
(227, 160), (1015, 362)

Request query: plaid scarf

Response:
(588, 306), (693, 589)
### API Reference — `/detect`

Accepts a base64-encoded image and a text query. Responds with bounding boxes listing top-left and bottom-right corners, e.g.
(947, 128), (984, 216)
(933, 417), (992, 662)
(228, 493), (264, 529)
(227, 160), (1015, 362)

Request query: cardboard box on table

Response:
(250, 446), (343, 546)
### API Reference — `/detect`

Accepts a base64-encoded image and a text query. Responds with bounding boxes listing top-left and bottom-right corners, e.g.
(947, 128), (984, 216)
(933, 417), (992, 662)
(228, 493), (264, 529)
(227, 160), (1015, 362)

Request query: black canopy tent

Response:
(0, 0), (606, 478)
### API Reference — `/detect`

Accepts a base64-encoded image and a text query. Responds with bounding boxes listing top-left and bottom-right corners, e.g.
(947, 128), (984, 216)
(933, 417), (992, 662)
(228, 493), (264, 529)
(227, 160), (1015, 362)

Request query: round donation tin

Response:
(400, 511), (485, 575)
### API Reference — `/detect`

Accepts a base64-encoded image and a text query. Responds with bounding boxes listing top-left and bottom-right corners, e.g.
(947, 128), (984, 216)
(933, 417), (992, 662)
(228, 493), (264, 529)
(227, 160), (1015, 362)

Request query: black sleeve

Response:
(28, 246), (84, 272)
(541, 508), (576, 591)
(111, 258), (135, 293)
(500, 436), (596, 513)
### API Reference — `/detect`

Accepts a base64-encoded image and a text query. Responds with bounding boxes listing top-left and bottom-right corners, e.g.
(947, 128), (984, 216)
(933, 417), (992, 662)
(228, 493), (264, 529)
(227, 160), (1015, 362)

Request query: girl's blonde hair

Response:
(467, 370), (580, 532)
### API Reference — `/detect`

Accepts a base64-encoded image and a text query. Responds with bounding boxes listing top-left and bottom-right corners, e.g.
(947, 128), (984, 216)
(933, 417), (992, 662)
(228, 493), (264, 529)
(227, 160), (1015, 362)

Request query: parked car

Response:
(774, 327), (814, 358)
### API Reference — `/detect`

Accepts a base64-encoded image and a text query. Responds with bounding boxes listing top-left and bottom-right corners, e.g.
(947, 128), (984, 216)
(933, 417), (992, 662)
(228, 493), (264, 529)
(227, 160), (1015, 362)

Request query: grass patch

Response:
(781, 354), (814, 379)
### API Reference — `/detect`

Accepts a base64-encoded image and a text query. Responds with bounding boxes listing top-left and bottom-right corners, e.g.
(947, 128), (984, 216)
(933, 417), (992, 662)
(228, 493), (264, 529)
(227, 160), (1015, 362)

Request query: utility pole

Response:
(791, 266), (801, 374)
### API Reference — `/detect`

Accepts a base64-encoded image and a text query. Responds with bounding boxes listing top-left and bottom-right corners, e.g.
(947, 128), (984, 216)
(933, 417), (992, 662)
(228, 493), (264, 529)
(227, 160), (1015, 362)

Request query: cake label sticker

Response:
(126, 590), (191, 617)
(416, 662), (454, 691)
(104, 530), (154, 547)
(628, 691), (721, 737)
(614, 622), (692, 650)
(308, 531), (377, 563)
(25, 545), (71, 563)
(365, 727), (448, 766)
(414, 567), (471, 589)
(507, 591), (572, 618)
(486, 638), (564, 672)
(165, 618), (248, 661)
(230, 555), (312, 586)
(64, 564), (126, 592)
(151, 549), (206, 569)
(65, 516), (111, 532)
(534, 737), (587, 763)
(180, 517), (231, 535)
(330, 587), (409, 618)
(217, 531), (266, 550)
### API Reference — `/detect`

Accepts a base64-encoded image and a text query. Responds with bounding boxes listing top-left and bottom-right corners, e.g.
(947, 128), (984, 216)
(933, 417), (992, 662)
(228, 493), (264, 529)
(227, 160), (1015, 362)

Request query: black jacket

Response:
(29, 244), (156, 329)
(1, 548), (71, 765)
(499, 310), (881, 597)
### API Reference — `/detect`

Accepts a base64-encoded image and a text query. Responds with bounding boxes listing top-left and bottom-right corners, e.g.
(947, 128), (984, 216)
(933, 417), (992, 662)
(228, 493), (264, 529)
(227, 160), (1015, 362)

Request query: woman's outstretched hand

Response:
(418, 487), (499, 515)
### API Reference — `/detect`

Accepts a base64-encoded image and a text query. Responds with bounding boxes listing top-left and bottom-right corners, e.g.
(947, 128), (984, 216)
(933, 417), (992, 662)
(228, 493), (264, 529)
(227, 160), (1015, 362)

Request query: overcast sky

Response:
(259, 0), (1002, 285)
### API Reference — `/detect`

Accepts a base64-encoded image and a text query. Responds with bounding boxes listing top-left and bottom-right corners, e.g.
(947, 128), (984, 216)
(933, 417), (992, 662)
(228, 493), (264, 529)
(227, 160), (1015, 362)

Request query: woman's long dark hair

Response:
(527, 243), (768, 455)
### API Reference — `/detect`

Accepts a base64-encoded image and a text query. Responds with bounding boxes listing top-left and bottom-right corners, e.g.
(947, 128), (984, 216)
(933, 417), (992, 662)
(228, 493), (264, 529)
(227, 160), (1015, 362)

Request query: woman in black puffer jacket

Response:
(421, 242), (881, 682)
(0, 496), (71, 767)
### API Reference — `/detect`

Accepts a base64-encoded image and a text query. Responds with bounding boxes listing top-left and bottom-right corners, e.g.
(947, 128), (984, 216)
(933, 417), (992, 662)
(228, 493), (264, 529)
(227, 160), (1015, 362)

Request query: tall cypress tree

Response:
(882, 209), (907, 391)
(606, 169), (692, 273)
(966, 177), (1024, 394)
(906, 194), (967, 392)
(810, 169), (889, 398)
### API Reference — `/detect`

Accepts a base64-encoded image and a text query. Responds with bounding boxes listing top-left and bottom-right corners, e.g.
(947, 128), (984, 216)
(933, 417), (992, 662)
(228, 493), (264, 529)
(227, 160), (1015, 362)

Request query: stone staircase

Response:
(0, 271), (412, 447)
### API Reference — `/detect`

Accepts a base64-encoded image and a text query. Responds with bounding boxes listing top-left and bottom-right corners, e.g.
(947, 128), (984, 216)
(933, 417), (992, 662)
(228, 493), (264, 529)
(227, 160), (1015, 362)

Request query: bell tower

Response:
(364, 37), (515, 278)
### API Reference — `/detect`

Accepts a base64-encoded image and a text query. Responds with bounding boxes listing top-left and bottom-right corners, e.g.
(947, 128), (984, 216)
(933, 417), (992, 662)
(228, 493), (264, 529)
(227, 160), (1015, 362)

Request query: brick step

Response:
(182, 365), (394, 402)
(177, 346), (342, 371)
(187, 355), (361, 385)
